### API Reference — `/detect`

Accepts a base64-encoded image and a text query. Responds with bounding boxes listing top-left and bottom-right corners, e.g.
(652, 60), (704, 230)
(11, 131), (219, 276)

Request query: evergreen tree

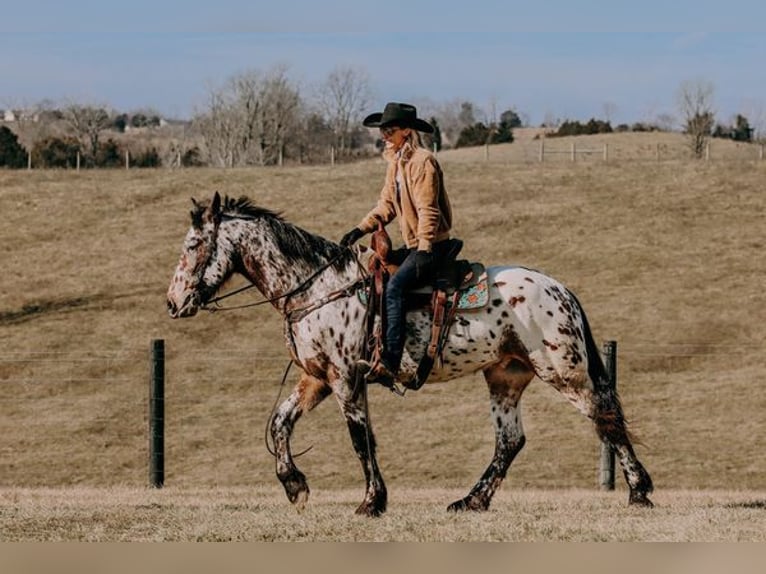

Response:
(0, 126), (27, 168)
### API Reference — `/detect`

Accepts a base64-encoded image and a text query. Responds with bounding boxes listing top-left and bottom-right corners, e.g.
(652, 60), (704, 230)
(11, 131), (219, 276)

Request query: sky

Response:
(2, 1), (766, 127)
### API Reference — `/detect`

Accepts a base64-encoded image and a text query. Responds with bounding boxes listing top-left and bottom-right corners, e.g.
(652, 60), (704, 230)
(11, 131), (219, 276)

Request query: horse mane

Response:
(194, 194), (353, 270)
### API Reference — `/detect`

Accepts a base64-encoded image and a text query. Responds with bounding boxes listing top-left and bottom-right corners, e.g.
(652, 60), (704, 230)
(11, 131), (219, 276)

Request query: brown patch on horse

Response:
(296, 372), (332, 412)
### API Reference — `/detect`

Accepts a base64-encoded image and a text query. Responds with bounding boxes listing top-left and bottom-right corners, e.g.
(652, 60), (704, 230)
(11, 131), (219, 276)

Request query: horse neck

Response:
(229, 217), (359, 311)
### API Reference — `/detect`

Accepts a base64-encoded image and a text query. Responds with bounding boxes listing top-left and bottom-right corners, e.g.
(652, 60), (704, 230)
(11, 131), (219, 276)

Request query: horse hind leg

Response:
(270, 372), (332, 511)
(546, 289), (653, 506)
(448, 359), (533, 512)
(592, 386), (654, 507)
(538, 360), (654, 507)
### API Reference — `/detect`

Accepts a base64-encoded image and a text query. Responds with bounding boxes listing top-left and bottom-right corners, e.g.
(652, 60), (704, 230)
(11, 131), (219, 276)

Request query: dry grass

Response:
(1, 486), (765, 541)
(0, 133), (764, 537)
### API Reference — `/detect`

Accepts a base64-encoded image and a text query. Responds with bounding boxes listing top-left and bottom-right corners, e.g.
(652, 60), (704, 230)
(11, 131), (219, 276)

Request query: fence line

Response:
(0, 339), (756, 489)
(539, 141), (610, 162)
(17, 140), (766, 169)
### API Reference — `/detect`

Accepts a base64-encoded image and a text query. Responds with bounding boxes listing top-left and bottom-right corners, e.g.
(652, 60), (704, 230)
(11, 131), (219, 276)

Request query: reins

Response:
(202, 251), (352, 313)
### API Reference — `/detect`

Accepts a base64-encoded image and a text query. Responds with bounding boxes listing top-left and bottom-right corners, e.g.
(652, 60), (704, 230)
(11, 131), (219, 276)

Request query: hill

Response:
(0, 133), (764, 498)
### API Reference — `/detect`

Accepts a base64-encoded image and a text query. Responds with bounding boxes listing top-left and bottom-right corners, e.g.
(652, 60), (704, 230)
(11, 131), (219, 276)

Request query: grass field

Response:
(1, 487), (765, 541)
(1, 132), (764, 540)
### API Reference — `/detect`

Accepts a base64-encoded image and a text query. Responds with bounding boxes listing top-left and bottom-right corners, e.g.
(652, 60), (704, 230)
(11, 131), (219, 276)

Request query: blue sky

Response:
(3, 1), (766, 126)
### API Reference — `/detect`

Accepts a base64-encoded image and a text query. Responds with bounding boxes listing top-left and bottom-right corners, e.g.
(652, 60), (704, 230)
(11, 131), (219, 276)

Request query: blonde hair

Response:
(403, 128), (424, 149)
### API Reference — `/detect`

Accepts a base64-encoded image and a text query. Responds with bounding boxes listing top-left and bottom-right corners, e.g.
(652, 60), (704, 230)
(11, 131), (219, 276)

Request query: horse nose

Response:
(167, 298), (178, 317)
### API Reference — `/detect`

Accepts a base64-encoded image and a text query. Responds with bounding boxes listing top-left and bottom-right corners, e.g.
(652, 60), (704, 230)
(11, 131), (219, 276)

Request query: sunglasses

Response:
(380, 126), (401, 137)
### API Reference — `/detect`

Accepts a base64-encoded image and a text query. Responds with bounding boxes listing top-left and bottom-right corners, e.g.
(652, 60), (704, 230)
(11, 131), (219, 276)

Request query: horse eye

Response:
(186, 238), (202, 250)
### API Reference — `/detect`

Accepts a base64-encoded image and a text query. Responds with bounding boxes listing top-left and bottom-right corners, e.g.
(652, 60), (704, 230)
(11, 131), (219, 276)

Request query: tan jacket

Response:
(357, 143), (452, 252)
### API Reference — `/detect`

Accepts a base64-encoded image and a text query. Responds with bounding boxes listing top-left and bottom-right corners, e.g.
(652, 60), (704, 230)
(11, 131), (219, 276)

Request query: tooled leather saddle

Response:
(362, 220), (487, 391)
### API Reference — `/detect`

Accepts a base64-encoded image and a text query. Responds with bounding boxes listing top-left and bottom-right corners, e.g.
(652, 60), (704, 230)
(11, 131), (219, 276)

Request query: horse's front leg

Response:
(336, 382), (387, 517)
(271, 372), (332, 511)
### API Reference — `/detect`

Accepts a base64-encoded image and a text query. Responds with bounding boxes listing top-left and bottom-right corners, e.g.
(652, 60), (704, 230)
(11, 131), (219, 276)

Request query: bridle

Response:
(201, 247), (368, 316)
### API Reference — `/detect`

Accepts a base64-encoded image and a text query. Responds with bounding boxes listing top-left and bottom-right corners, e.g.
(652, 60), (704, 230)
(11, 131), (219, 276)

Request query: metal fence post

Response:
(599, 340), (617, 490)
(149, 339), (165, 488)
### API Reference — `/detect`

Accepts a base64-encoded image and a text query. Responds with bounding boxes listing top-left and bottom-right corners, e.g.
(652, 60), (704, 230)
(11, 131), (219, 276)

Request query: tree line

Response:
(0, 71), (761, 169)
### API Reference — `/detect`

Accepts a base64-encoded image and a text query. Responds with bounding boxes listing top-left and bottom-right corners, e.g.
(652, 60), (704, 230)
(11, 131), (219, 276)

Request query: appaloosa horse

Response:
(167, 192), (654, 515)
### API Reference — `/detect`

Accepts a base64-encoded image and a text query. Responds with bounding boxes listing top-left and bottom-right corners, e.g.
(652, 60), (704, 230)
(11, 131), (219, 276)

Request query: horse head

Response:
(167, 191), (232, 318)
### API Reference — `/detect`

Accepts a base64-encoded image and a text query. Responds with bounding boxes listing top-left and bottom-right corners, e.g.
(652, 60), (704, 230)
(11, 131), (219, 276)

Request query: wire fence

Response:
(0, 341), (761, 488)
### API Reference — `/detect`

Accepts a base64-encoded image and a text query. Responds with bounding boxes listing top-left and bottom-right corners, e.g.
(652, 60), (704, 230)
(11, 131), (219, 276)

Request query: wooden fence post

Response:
(599, 340), (617, 490)
(149, 339), (165, 488)
(571, 142), (576, 162)
(539, 140), (545, 162)
(125, 150), (130, 170)
(603, 143), (608, 162)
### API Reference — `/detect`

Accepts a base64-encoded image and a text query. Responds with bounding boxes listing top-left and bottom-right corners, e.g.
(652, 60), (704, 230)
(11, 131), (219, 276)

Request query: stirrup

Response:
(356, 359), (407, 396)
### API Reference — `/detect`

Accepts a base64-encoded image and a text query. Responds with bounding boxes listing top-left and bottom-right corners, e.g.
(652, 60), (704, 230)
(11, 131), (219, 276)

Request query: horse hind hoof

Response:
(293, 488), (309, 513)
(629, 492), (654, 508)
(355, 500), (386, 517)
(447, 496), (488, 513)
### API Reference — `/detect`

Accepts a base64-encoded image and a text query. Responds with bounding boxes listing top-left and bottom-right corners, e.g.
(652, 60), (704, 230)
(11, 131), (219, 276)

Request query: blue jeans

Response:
(383, 242), (449, 372)
(382, 250), (419, 372)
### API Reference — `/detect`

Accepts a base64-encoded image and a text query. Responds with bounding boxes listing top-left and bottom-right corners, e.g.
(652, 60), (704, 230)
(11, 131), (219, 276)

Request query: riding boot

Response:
(356, 357), (397, 388)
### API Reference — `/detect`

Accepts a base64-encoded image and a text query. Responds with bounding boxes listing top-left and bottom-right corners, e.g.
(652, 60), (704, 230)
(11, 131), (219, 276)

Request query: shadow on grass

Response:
(724, 500), (766, 509)
(0, 289), (158, 326)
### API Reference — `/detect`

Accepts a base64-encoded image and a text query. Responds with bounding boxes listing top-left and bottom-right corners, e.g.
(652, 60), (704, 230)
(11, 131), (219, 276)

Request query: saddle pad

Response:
(456, 271), (489, 309)
(357, 271), (489, 311)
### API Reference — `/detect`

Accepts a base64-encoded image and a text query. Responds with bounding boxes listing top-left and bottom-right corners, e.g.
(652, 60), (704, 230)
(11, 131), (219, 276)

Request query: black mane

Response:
(222, 195), (284, 222)
(196, 194), (353, 270)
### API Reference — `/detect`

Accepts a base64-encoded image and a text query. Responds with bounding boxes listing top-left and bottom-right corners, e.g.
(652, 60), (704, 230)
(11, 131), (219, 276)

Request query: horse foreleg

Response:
(270, 372), (332, 511)
(449, 361), (533, 512)
(336, 385), (387, 517)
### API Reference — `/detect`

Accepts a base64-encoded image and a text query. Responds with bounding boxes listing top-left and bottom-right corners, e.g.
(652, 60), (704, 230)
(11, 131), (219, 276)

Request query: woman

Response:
(339, 102), (453, 389)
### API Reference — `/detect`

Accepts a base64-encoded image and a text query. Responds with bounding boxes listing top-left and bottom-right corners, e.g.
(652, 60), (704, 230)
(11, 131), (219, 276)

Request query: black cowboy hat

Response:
(363, 102), (434, 134)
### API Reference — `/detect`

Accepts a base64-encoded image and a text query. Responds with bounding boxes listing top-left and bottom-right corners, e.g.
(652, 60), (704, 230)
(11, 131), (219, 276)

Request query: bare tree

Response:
(602, 101), (618, 124)
(316, 65), (372, 156)
(740, 98), (766, 142)
(194, 82), (242, 167)
(677, 79), (716, 158)
(194, 66), (303, 167)
(259, 66), (301, 166)
(62, 102), (113, 163)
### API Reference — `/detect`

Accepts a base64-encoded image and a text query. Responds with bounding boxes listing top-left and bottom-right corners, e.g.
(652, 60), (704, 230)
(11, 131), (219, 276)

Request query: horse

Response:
(166, 192), (654, 516)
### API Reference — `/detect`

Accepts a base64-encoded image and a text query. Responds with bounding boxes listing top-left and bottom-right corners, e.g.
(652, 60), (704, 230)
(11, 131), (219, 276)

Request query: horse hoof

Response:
(447, 496), (488, 512)
(280, 469), (310, 508)
(293, 488), (309, 512)
(629, 492), (654, 508)
(355, 498), (387, 517)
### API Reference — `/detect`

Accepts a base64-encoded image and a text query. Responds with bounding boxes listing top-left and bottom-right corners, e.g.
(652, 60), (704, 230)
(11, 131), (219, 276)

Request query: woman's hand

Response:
(340, 228), (365, 247)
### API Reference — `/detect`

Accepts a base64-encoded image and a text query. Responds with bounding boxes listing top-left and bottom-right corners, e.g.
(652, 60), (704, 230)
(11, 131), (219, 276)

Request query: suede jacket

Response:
(357, 143), (452, 252)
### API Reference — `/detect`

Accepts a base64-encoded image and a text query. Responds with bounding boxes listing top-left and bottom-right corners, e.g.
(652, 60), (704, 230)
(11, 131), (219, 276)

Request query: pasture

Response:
(1, 132), (764, 540)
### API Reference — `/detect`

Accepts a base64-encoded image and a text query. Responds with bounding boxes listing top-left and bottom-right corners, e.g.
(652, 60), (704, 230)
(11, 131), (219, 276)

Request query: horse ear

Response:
(190, 197), (203, 227)
(203, 191), (222, 224)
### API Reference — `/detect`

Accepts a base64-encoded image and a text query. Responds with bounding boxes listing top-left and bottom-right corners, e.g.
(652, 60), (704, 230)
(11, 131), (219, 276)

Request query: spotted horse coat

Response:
(167, 192), (654, 516)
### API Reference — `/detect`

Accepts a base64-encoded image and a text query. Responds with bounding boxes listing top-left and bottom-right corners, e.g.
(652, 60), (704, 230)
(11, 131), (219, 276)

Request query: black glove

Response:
(340, 228), (365, 247)
(414, 250), (434, 282)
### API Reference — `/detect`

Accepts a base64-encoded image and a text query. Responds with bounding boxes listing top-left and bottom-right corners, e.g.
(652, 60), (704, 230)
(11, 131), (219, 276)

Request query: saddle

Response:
(362, 220), (487, 391)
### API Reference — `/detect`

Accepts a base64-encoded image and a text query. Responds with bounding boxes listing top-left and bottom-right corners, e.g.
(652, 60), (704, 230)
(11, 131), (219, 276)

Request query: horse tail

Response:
(567, 289), (609, 390)
(567, 288), (639, 446)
